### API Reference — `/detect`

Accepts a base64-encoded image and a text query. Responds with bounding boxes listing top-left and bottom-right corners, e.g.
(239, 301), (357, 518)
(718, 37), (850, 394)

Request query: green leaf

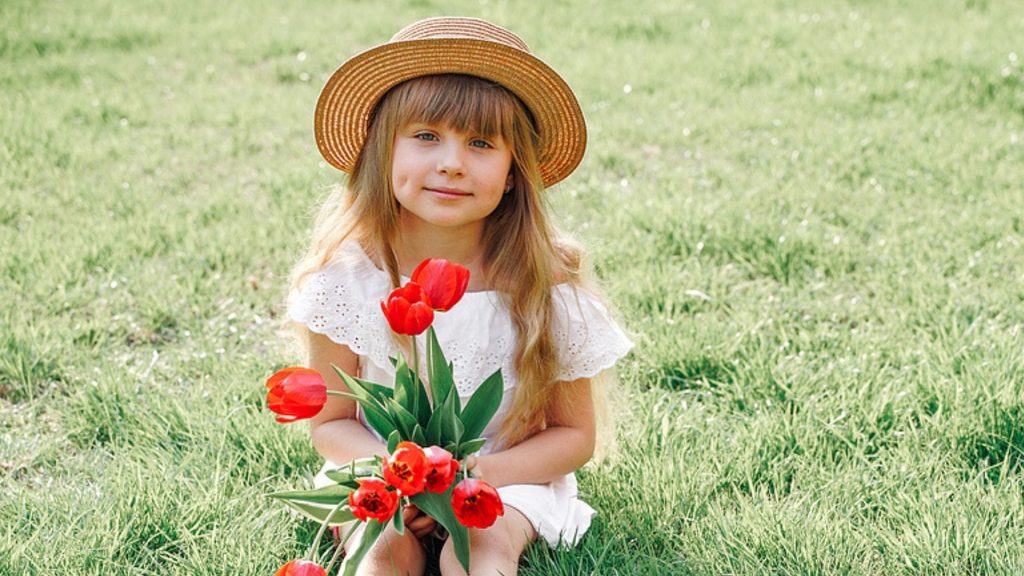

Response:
(331, 365), (393, 403)
(411, 424), (426, 446)
(393, 354), (416, 411)
(386, 398), (419, 439)
(324, 467), (376, 487)
(333, 368), (398, 439)
(391, 502), (406, 535)
(282, 499), (357, 526)
(359, 378), (395, 403)
(387, 430), (401, 454)
(365, 408), (399, 440)
(341, 518), (386, 576)
(457, 437), (487, 456)
(459, 368), (504, 440)
(392, 345), (432, 427)
(414, 368), (432, 427)
(268, 484), (353, 506)
(341, 369), (395, 404)
(425, 406), (445, 446)
(439, 388), (464, 447)
(411, 489), (471, 572)
(268, 485), (356, 526)
(427, 328), (455, 408)
(336, 391), (397, 440)
(451, 372), (462, 415)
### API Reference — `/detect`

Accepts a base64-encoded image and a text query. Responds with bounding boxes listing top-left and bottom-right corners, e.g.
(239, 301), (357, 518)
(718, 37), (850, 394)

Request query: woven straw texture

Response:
(314, 17), (586, 188)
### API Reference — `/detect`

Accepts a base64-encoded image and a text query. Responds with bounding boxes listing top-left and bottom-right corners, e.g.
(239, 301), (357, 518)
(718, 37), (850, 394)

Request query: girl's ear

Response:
(504, 173), (514, 193)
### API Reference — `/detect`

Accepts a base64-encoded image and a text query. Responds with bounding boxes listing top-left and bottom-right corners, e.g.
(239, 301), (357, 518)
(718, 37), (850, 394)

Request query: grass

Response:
(2, 0), (1023, 573)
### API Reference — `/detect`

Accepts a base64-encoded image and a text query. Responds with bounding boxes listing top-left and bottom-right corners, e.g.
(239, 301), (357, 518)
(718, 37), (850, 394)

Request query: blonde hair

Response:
(290, 74), (615, 456)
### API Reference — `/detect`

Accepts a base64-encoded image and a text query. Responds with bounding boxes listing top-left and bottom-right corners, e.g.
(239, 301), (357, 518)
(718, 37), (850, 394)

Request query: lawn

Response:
(2, 0), (1023, 574)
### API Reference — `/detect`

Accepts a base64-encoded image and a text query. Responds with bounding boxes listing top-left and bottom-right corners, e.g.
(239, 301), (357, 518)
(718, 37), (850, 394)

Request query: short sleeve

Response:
(286, 241), (396, 372)
(550, 285), (634, 381)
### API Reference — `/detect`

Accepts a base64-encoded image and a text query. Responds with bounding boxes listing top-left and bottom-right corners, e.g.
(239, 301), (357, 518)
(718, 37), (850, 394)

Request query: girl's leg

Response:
(339, 520), (427, 576)
(437, 507), (537, 576)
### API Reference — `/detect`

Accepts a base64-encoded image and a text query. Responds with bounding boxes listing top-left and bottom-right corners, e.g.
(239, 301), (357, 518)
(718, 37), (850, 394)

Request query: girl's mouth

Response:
(426, 187), (472, 198)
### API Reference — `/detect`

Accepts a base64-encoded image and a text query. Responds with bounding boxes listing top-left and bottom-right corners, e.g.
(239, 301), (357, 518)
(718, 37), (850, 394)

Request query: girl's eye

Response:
(469, 139), (492, 149)
(415, 132), (438, 142)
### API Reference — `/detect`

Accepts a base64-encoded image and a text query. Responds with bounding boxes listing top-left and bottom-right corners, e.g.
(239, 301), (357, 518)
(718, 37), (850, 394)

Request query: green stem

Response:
(411, 335), (420, 401)
(425, 329), (434, 404)
(324, 522), (360, 575)
(308, 498), (349, 564)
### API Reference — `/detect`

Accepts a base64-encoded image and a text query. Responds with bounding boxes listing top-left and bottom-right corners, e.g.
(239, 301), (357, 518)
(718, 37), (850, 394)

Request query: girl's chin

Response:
(398, 210), (488, 231)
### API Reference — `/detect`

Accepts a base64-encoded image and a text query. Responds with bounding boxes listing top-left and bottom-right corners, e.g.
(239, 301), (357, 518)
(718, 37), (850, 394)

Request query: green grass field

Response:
(3, 0), (1023, 574)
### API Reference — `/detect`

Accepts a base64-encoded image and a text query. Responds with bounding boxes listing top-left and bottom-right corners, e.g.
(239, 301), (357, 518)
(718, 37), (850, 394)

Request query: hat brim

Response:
(314, 38), (586, 188)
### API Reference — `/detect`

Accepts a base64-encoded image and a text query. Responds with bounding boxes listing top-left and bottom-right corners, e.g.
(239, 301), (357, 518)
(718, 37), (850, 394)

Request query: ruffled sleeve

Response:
(550, 285), (634, 381)
(286, 241), (397, 372)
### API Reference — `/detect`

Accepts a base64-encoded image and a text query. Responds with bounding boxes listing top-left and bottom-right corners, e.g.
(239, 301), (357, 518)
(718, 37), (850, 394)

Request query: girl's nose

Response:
(436, 142), (465, 177)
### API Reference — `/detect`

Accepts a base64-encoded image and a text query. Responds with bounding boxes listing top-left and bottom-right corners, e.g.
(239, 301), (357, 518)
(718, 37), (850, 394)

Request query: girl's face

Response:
(391, 121), (513, 235)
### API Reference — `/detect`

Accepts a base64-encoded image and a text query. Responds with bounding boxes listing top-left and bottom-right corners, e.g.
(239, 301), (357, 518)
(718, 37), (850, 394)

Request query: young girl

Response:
(287, 16), (632, 575)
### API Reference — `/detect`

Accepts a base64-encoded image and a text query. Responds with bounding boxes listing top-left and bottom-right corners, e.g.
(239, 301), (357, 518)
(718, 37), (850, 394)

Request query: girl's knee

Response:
(439, 514), (536, 575)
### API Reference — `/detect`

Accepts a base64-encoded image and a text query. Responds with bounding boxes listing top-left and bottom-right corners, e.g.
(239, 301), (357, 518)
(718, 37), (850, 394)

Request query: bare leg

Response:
(438, 507), (537, 576)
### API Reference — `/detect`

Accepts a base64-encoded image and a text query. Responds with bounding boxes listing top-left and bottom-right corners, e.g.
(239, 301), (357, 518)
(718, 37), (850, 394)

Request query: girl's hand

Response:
(402, 503), (436, 539)
(465, 455), (489, 484)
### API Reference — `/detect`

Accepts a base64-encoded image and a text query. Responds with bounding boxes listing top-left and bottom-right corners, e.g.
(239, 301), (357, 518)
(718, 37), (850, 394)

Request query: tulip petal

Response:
(275, 559), (327, 576)
(265, 366), (327, 424)
(381, 283), (435, 335)
(451, 478), (504, 528)
(411, 258), (471, 312)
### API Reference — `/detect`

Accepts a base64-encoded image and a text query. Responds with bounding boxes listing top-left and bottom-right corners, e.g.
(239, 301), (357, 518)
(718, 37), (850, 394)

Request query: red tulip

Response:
(411, 258), (470, 312)
(383, 441), (428, 496)
(349, 477), (399, 523)
(380, 282), (434, 335)
(265, 367), (327, 423)
(451, 478), (504, 529)
(422, 445), (459, 493)
(274, 559), (327, 576)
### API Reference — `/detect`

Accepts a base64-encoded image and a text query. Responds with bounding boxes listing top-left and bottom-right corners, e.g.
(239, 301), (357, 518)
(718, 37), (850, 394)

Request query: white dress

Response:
(288, 241), (633, 548)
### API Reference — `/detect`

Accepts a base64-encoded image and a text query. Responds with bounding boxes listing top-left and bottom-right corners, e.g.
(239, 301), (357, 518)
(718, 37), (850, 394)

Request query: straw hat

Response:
(314, 16), (587, 188)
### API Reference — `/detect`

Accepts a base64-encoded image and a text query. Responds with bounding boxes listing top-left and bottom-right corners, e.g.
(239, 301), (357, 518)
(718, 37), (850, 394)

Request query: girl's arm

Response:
(306, 331), (388, 463)
(472, 376), (596, 488)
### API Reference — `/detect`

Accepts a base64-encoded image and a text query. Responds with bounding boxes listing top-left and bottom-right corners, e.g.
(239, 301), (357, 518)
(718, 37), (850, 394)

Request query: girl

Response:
(287, 16), (632, 575)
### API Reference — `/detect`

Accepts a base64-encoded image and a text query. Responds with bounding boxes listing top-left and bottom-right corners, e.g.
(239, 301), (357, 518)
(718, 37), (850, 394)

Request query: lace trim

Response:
(551, 285), (634, 381)
(287, 243), (396, 374)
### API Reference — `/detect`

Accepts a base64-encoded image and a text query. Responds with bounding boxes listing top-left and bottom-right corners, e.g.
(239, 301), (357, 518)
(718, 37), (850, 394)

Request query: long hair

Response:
(290, 74), (613, 453)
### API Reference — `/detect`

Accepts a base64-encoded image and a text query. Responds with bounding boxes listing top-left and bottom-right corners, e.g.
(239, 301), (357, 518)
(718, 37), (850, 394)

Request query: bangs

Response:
(385, 74), (534, 141)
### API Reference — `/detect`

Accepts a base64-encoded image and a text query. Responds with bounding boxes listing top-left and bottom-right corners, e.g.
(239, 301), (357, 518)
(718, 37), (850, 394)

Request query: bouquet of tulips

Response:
(266, 259), (504, 576)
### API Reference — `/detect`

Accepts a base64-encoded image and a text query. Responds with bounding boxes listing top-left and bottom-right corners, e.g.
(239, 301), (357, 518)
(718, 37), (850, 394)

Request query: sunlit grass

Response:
(3, 0), (1024, 574)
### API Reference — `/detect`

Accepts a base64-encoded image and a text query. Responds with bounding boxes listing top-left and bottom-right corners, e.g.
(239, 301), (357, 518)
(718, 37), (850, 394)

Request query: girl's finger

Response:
(402, 504), (420, 523)
(407, 515), (437, 538)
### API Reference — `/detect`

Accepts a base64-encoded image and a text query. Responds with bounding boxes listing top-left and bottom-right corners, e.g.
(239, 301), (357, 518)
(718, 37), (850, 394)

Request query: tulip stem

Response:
(424, 333), (431, 403)
(324, 522), (359, 575)
(411, 336), (420, 402)
(308, 498), (348, 564)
